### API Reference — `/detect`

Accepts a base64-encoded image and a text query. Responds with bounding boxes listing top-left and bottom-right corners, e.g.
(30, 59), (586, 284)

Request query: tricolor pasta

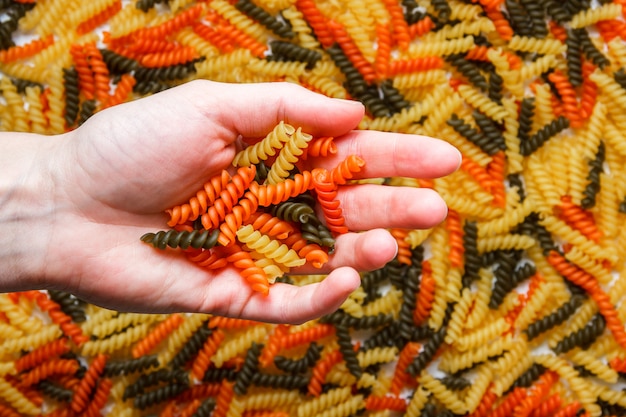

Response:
(1, 0), (626, 416)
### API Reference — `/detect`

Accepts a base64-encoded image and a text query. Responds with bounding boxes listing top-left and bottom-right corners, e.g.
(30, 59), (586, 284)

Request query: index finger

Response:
(204, 81), (366, 139)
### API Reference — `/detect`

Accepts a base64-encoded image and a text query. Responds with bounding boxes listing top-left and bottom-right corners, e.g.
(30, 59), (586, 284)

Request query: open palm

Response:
(40, 80), (460, 323)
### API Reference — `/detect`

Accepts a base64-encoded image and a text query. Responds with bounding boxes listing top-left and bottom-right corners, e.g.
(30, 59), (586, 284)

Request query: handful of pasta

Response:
(140, 121), (365, 295)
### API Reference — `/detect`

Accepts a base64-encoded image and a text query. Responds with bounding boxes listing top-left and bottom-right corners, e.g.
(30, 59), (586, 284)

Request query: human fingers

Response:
(330, 184), (448, 231)
(294, 229), (399, 275)
(204, 81), (365, 139)
(311, 131), (462, 180)
(229, 267), (361, 324)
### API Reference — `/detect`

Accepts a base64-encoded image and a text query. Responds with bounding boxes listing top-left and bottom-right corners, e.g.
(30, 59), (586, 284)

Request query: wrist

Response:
(0, 132), (68, 291)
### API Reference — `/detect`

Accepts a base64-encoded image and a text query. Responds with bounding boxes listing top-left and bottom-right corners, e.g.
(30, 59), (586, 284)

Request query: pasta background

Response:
(1, 0), (626, 416)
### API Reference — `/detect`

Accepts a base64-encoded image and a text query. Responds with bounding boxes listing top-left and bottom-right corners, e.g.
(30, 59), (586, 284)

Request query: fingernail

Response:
(455, 149), (463, 170)
(333, 98), (364, 108)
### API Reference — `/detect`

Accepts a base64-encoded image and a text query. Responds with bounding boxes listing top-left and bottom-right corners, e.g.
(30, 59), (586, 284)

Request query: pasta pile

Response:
(141, 121), (363, 295)
(1, 0), (626, 416)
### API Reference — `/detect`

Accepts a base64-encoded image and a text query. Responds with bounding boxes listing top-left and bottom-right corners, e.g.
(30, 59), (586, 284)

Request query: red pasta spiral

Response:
(390, 341), (420, 395)
(279, 323), (335, 350)
(365, 395), (407, 412)
(549, 87), (565, 118)
(490, 387), (528, 417)
(465, 45), (490, 61)
(224, 244), (270, 295)
(312, 168), (348, 234)
(300, 136), (337, 160)
(131, 313), (185, 358)
(307, 349), (342, 396)
(175, 382), (221, 402)
(479, 0), (505, 12)
(328, 20), (376, 82)
(258, 324), (290, 367)
(504, 50), (523, 69)
(6, 291), (20, 304)
(14, 338), (71, 373)
(556, 195), (602, 243)
(57, 374), (80, 391)
(70, 43), (96, 100)
(186, 247), (230, 270)
(179, 399), (202, 417)
(596, 19), (626, 42)
(214, 19), (267, 58)
(591, 287), (626, 350)
(547, 251), (626, 349)
(200, 166), (257, 230)
(390, 228), (411, 265)
(0, 34), (54, 63)
(446, 210), (465, 268)
(487, 151), (506, 208)
(213, 380), (235, 417)
(413, 260), (435, 325)
(280, 232), (328, 268)
(461, 156), (496, 195)
(553, 401), (581, 417)
(381, 0), (411, 50)
(84, 43), (111, 105)
(375, 24), (392, 80)
(34, 293), (89, 347)
(218, 192), (260, 246)
(245, 212), (294, 239)
(141, 46), (200, 67)
(548, 21), (568, 43)
(295, 0), (333, 47)
(129, 38), (179, 54)
(467, 388), (497, 417)
(193, 23), (235, 53)
(513, 371), (558, 417)
(104, 73), (136, 109)
(387, 56), (444, 76)
(167, 169), (232, 226)
(329, 155), (365, 186)
(546, 250), (597, 291)
(449, 77), (466, 91)
(159, 401), (177, 417)
(81, 378), (113, 417)
(486, 8), (513, 41)
(610, 356), (626, 372)
(505, 293), (528, 334)
(77, 0), (122, 35)
(136, 4), (204, 39)
(248, 171), (314, 206)
(70, 353), (108, 414)
(529, 393), (562, 417)
(548, 70), (583, 128)
(190, 329), (225, 381)
(579, 61), (598, 121)
(19, 359), (80, 387)
(102, 32), (138, 59)
(408, 16), (435, 38)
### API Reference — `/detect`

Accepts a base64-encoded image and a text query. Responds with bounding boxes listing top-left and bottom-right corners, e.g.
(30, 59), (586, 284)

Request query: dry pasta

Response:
(1, 1), (626, 416)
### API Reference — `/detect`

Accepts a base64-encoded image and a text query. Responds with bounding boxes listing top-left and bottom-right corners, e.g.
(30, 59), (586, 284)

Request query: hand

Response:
(32, 80), (460, 323)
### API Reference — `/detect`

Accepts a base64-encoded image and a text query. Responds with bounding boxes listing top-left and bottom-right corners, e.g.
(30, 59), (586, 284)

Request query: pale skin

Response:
(0, 80), (461, 324)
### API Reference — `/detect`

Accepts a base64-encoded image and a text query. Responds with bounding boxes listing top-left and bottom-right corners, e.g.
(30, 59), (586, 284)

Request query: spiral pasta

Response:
(4, 1), (626, 416)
